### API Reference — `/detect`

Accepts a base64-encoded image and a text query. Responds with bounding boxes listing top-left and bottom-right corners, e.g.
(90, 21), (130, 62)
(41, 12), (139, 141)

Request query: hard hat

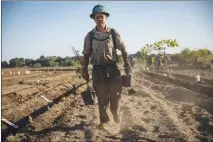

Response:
(90, 4), (110, 19)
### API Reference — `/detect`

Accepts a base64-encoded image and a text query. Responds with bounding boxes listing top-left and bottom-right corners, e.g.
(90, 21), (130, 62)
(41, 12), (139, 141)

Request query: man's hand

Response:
(82, 68), (89, 81)
(123, 62), (131, 75)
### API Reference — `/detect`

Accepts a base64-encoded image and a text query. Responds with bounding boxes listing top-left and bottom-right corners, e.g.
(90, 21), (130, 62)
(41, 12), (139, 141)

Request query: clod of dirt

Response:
(18, 80), (24, 84)
(120, 106), (129, 111)
(145, 99), (150, 102)
(141, 118), (153, 123)
(28, 124), (35, 130)
(6, 135), (20, 142)
(153, 125), (160, 132)
(129, 98), (135, 102)
(7, 134), (32, 142)
(201, 73), (206, 76)
(128, 88), (136, 95)
(179, 111), (187, 118)
(137, 102), (142, 105)
(76, 115), (87, 119)
(158, 133), (171, 138)
(151, 105), (157, 110)
(143, 110), (149, 114)
(131, 125), (146, 131)
(12, 92), (17, 96)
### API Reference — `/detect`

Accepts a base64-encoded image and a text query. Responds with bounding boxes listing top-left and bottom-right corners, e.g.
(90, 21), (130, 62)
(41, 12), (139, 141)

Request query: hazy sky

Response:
(1, 1), (213, 61)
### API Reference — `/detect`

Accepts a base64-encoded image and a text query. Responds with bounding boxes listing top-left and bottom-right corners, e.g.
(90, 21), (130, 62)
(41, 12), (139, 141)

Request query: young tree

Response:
(141, 39), (179, 68)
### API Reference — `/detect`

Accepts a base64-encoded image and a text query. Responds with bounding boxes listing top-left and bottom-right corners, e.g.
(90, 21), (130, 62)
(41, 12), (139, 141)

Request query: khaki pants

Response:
(92, 64), (122, 123)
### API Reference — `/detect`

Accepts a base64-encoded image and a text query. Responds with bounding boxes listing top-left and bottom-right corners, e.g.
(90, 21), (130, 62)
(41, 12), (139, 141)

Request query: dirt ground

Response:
(1, 66), (213, 142)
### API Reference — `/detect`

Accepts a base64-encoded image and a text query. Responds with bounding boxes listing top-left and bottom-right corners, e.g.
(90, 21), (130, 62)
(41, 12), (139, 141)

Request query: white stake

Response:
(40, 95), (52, 103)
(2, 118), (18, 128)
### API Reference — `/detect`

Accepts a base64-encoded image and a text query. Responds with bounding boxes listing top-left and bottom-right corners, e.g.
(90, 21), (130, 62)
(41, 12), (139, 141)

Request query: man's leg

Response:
(92, 68), (110, 123)
(109, 71), (122, 123)
(96, 81), (110, 123)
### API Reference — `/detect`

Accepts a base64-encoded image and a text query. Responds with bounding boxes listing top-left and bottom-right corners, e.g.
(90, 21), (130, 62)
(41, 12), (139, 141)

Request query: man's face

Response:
(94, 13), (107, 27)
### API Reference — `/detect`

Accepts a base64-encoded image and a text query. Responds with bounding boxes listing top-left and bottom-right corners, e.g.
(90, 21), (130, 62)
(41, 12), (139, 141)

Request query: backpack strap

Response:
(110, 28), (118, 62)
(110, 28), (117, 50)
(89, 28), (118, 62)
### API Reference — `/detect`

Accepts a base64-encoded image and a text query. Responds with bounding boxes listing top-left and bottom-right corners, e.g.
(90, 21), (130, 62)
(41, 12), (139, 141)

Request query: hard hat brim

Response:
(90, 12), (110, 19)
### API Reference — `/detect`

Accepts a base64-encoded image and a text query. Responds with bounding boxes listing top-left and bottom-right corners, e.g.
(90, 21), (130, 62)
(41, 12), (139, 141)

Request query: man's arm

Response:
(82, 33), (91, 80)
(83, 54), (89, 71)
(113, 29), (131, 74)
(120, 48), (129, 64)
(82, 33), (91, 68)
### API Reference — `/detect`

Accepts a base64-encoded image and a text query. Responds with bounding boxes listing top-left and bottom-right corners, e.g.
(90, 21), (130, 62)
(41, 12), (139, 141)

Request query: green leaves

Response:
(139, 39), (180, 65)
(141, 39), (179, 54)
(155, 39), (179, 49)
(180, 48), (212, 65)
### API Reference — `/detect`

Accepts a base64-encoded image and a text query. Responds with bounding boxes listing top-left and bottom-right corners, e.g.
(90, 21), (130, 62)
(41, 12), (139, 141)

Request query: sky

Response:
(1, 1), (213, 62)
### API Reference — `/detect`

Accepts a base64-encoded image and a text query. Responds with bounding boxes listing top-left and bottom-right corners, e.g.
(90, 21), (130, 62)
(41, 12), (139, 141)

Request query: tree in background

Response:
(141, 39), (179, 69)
(33, 63), (42, 68)
(180, 48), (212, 68)
(25, 58), (35, 67)
(9, 57), (25, 67)
(1, 61), (9, 68)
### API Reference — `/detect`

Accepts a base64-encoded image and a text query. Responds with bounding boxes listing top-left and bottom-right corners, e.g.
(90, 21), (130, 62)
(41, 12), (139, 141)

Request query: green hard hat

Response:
(90, 4), (110, 19)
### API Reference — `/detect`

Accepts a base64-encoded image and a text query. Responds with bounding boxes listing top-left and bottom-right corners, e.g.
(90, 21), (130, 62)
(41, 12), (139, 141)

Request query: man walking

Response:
(82, 4), (131, 124)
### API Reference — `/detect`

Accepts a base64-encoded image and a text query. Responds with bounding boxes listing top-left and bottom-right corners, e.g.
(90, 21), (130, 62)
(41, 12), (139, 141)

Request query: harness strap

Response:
(89, 28), (118, 62)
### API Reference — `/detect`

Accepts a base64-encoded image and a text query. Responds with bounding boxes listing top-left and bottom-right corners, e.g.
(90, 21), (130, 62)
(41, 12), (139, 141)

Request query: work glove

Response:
(123, 62), (132, 75)
(82, 68), (89, 81)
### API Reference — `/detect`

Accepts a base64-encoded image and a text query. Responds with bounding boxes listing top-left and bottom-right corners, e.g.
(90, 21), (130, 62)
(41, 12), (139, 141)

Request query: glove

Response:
(82, 68), (89, 81)
(123, 62), (132, 75)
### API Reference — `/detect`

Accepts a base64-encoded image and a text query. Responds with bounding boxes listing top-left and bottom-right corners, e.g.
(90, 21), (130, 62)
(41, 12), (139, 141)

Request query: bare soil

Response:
(2, 66), (213, 142)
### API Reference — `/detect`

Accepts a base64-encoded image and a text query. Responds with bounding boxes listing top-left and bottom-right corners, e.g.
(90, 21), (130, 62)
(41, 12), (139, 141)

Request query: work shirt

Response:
(82, 27), (126, 65)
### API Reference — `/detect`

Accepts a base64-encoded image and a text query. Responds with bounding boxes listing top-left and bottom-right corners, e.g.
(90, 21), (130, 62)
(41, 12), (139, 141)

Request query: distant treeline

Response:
(1, 55), (82, 68)
(2, 48), (213, 68)
(1, 55), (124, 68)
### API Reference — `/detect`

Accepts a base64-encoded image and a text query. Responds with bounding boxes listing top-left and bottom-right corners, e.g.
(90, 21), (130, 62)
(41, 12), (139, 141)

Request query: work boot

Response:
(99, 111), (110, 124)
(113, 114), (120, 124)
(100, 118), (110, 124)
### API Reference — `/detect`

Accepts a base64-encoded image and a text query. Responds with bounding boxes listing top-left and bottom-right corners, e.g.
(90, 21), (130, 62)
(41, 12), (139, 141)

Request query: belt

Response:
(93, 63), (117, 78)
(93, 63), (116, 67)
